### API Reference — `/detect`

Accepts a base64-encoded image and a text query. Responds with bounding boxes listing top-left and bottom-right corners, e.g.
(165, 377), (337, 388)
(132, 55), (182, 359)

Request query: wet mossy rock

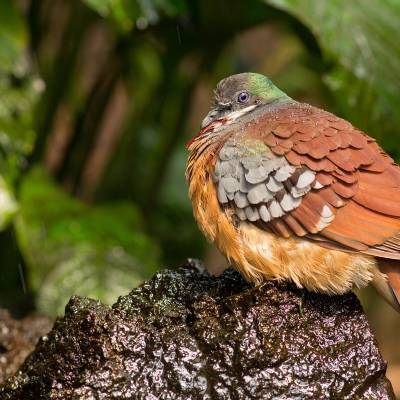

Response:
(0, 262), (395, 399)
(0, 310), (52, 384)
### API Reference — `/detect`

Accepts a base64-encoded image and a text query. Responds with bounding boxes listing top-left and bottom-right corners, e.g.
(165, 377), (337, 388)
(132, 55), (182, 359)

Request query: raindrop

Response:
(176, 25), (182, 45)
(18, 263), (27, 294)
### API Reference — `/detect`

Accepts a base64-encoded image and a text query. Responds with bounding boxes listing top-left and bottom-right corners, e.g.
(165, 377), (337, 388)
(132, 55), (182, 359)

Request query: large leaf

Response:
(0, 75), (40, 185)
(0, 1), (27, 71)
(83, 0), (187, 31)
(265, 0), (400, 156)
(0, 0), (36, 168)
(16, 168), (160, 316)
(0, 176), (17, 230)
(0, 1), (41, 229)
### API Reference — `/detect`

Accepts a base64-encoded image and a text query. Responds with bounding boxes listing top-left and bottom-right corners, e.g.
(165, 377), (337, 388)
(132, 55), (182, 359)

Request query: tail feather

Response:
(373, 258), (400, 312)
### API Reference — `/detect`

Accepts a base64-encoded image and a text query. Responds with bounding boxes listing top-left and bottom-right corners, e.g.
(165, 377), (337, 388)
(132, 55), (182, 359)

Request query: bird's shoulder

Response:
(213, 101), (400, 257)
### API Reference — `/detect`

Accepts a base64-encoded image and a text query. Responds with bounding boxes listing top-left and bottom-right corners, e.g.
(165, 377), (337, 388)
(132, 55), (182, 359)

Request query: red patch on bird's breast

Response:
(185, 119), (227, 149)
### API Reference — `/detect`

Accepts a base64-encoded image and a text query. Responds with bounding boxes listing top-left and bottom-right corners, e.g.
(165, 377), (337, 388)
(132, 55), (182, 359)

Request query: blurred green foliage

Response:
(0, 1), (39, 186)
(16, 167), (159, 316)
(1, 0), (400, 319)
(83, 0), (187, 31)
(0, 1), (27, 70)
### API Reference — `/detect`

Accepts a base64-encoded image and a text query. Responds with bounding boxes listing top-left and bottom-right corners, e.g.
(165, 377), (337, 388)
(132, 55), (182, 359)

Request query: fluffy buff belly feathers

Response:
(187, 152), (378, 295)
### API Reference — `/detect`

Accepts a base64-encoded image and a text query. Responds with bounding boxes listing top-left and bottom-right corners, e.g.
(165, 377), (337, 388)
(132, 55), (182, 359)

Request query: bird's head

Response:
(201, 72), (291, 129)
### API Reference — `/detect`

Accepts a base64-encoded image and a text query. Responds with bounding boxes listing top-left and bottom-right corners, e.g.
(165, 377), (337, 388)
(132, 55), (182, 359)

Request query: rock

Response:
(0, 310), (52, 384)
(0, 262), (395, 399)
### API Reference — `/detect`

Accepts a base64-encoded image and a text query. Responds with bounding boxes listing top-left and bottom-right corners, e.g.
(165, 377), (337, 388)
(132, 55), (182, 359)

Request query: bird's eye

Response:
(237, 91), (250, 104)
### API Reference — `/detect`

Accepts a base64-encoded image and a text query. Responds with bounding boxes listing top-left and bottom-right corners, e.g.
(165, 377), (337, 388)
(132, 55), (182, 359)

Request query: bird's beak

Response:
(201, 103), (232, 129)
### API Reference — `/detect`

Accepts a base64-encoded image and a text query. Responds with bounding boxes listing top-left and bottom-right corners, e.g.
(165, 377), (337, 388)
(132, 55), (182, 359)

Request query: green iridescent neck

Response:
(248, 73), (291, 103)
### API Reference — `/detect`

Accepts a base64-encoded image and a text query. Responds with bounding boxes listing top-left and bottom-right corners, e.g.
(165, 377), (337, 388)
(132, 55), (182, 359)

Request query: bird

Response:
(186, 72), (400, 312)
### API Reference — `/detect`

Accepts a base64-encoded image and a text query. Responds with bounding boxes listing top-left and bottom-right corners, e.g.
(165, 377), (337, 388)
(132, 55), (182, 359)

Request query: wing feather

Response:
(212, 102), (400, 259)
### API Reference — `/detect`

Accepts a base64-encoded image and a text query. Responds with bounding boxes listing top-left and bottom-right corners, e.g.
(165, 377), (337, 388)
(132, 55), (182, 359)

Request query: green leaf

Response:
(265, 0), (400, 156)
(82, 0), (187, 31)
(16, 167), (161, 316)
(0, 1), (27, 71)
(0, 0), (41, 230)
(0, 75), (41, 185)
(0, 176), (18, 230)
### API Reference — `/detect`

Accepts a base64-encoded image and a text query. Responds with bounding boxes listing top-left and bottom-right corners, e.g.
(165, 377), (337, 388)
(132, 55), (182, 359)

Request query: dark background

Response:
(0, 0), (399, 394)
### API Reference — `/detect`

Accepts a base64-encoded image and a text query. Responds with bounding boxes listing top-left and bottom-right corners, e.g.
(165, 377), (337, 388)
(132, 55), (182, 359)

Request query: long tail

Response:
(372, 258), (400, 312)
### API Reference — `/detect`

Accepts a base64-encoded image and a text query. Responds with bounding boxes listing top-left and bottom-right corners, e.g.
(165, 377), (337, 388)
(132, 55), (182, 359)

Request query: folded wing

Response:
(214, 102), (400, 259)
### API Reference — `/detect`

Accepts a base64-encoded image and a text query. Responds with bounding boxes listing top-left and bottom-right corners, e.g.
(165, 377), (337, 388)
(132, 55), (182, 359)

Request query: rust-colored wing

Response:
(214, 102), (400, 259)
